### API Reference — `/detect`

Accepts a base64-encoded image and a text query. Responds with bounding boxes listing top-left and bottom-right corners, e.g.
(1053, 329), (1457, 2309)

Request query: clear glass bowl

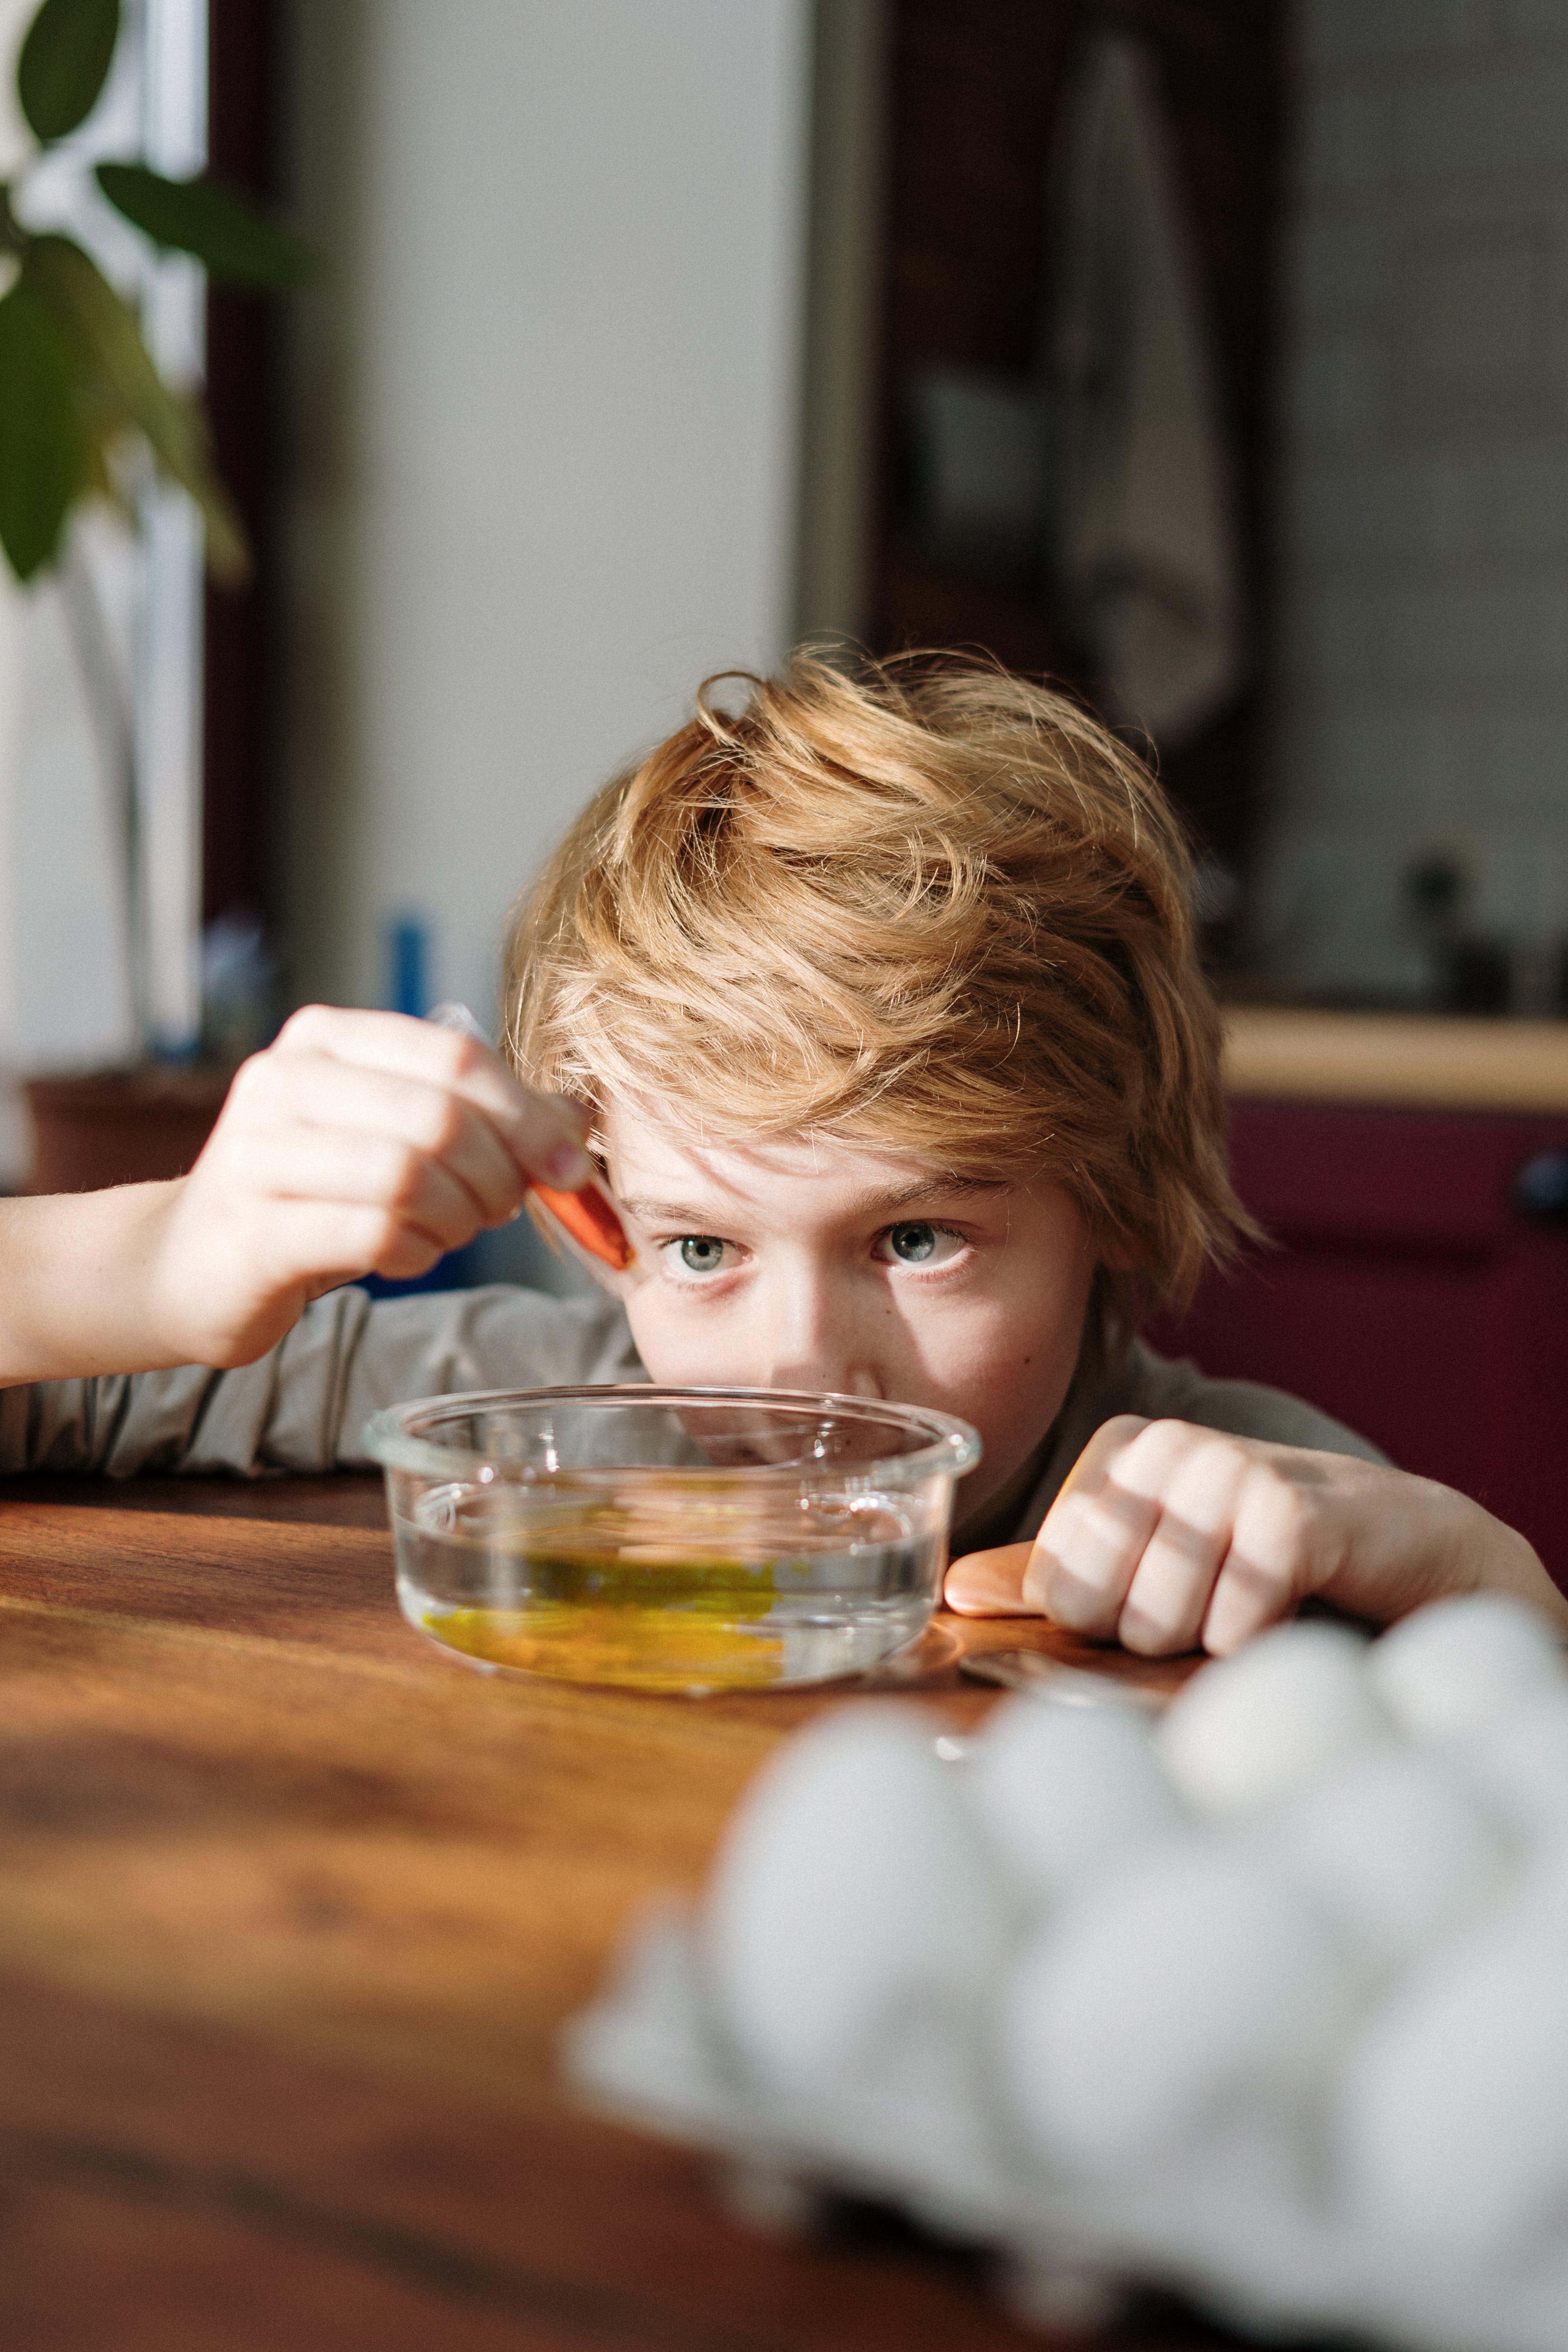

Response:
(364, 1384), (982, 1695)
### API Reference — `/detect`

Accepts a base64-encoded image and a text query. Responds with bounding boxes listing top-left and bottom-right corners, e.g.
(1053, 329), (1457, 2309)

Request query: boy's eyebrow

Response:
(616, 1197), (731, 1227)
(853, 1176), (1009, 1215)
(617, 1178), (1009, 1227)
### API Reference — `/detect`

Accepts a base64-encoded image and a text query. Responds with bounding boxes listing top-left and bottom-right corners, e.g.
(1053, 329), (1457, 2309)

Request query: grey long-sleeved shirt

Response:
(0, 1284), (1383, 1540)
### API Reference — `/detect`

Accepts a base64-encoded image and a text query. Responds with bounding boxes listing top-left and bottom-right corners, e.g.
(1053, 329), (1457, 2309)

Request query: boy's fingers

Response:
(227, 1054), (527, 1225)
(261, 1199), (449, 1286)
(1201, 1552), (1283, 1658)
(171, 1201), (453, 1366)
(267, 1007), (593, 1188)
(229, 1125), (491, 1256)
(1113, 1437), (1249, 1656)
(946, 1417), (1126, 1613)
(1029, 1490), (1155, 1638)
(943, 1543), (1038, 1615)
(1023, 1415), (1156, 1634)
(1200, 1465), (1324, 1655)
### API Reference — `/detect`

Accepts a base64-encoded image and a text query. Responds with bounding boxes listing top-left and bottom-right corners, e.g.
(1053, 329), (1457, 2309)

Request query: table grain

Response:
(0, 1475), (1224, 2352)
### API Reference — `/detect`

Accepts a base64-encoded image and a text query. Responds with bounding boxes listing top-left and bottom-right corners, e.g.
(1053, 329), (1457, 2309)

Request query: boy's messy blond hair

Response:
(502, 653), (1248, 1314)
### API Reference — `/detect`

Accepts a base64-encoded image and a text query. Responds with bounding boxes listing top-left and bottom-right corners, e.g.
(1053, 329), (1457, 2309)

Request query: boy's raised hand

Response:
(143, 1005), (594, 1368)
(945, 1414), (1568, 1651)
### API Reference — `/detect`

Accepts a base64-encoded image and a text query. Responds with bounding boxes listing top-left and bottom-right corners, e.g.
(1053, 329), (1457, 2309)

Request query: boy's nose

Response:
(760, 1268), (884, 1399)
(767, 1354), (886, 1400)
(767, 1358), (887, 1399)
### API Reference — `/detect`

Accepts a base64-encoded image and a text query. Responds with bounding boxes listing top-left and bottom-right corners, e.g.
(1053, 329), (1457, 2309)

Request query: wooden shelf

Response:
(1222, 1007), (1568, 1114)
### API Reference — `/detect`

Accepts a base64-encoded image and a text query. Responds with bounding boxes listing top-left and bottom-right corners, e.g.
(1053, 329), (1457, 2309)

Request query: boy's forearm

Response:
(0, 1183), (189, 1385)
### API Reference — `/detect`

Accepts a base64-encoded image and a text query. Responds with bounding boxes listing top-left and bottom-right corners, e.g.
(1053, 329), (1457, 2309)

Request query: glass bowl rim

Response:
(363, 1381), (982, 1486)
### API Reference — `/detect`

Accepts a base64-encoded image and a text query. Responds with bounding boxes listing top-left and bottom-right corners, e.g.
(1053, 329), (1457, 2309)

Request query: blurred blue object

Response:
(388, 914), (430, 1019)
(358, 1249), (475, 1301)
(356, 1212), (597, 1302)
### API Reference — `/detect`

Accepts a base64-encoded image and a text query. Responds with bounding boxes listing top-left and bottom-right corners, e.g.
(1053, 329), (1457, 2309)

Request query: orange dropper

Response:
(427, 1002), (639, 1296)
(526, 1174), (636, 1275)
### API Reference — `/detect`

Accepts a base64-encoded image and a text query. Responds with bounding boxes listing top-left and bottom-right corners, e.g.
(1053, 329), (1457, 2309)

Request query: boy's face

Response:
(602, 1102), (1096, 1536)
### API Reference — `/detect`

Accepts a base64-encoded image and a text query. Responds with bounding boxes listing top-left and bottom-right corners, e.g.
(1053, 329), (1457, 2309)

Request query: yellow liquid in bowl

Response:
(396, 1490), (940, 1693)
(425, 1594), (782, 1694)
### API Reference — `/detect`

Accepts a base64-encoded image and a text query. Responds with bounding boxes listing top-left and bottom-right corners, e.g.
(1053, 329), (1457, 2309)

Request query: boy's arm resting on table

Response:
(0, 1283), (642, 1478)
(947, 1411), (1568, 1652)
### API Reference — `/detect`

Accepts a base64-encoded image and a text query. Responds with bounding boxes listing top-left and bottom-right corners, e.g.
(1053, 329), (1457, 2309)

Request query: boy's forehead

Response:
(599, 1100), (1002, 1215)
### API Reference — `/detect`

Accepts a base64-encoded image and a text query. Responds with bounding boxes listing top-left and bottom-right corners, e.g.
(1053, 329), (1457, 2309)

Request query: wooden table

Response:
(0, 1476), (1221, 2352)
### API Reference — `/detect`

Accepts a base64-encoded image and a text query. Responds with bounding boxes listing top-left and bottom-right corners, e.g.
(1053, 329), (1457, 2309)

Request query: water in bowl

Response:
(394, 1479), (944, 1693)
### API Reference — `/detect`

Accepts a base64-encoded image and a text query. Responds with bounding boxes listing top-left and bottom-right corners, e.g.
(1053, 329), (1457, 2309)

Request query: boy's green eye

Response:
(872, 1221), (966, 1268)
(886, 1222), (939, 1263)
(676, 1236), (728, 1274)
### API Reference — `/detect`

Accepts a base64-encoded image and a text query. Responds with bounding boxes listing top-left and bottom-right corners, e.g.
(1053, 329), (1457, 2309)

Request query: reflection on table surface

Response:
(0, 1475), (1220, 2351)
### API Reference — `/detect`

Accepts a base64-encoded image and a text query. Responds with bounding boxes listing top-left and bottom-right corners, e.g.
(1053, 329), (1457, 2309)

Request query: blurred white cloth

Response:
(1050, 32), (1243, 746)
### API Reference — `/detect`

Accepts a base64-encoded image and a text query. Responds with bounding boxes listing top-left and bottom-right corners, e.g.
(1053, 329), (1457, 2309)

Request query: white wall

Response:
(281, 0), (811, 1022)
(1257, 0), (1568, 1000)
(0, 0), (202, 1178)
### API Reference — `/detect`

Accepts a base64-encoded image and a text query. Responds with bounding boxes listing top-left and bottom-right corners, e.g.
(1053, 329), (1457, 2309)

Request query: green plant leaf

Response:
(95, 162), (315, 289)
(0, 274), (92, 577)
(17, 0), (120, 144)
(25, 235), (249, 581)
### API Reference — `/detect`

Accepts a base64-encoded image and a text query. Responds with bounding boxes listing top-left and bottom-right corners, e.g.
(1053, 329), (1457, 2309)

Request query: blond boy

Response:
(2, 658), (1559, 1654)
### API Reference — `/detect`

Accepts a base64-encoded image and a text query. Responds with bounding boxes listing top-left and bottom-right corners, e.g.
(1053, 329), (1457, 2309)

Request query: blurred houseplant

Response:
(0, 0), (308, 1189)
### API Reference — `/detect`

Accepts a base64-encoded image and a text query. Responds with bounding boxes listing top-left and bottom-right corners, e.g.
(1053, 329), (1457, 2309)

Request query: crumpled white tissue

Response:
(564, 1594), (1568, 2349)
